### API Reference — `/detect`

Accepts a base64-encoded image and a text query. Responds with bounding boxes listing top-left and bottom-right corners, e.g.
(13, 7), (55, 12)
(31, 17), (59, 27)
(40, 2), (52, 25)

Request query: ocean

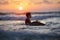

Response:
(0, 12), (60, 40)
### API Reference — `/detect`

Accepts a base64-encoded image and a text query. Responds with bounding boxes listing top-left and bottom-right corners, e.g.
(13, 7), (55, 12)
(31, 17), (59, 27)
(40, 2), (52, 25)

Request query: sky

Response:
(0, 0), (60, 13)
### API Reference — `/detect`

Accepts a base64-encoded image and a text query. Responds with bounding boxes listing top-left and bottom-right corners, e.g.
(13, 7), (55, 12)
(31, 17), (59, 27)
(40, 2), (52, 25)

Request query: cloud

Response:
(0, 0), (60, 5)
(0, 0), (9, 5)
(30, 0), (60, 4)
(0, 0), (24, 5)
(34, 0), (52, 4)
(57, 1), (60, 4)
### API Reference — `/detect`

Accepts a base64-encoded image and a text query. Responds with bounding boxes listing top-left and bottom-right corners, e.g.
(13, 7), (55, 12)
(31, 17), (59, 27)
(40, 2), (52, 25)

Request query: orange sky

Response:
(0, 0), (60, 13)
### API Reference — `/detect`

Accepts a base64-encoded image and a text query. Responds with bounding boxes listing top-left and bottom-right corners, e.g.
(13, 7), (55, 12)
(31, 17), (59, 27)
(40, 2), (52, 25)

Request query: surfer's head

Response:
(26, 12), (31, 18)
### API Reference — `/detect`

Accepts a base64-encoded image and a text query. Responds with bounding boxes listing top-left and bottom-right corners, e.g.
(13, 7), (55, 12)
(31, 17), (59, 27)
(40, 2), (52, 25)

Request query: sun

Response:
(19, 6), (23, 10)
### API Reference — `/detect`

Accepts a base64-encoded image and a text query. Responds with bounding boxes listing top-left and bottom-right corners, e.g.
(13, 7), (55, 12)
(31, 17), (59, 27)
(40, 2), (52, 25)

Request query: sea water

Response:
(0, 12), (60, 40)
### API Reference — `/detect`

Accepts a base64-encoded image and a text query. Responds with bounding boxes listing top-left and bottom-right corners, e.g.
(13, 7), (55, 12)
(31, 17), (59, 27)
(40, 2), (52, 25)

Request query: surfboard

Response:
(28, 20), (46, 26)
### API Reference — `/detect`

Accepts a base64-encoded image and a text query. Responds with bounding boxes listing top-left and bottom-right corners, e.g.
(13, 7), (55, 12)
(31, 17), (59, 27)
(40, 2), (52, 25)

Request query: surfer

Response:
(25, 12), (31, 25)
(25, 12), (45, 26)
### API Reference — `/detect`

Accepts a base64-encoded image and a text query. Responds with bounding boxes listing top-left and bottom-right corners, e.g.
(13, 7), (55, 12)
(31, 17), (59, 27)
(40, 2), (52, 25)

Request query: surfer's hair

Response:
(26, 12), (31, 18)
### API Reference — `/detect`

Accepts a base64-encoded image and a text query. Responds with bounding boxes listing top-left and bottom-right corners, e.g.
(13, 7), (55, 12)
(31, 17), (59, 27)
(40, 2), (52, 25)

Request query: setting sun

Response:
(19, 6), (23, 10)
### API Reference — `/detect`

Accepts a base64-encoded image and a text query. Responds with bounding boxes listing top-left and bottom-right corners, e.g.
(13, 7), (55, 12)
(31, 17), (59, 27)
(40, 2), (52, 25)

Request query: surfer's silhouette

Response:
(25, 12), (45, 26)
(25, 12), (31, 25)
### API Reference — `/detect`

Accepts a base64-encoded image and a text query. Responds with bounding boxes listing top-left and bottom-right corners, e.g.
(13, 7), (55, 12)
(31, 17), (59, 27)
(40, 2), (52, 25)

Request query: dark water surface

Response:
(0, 12), (60, 40)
